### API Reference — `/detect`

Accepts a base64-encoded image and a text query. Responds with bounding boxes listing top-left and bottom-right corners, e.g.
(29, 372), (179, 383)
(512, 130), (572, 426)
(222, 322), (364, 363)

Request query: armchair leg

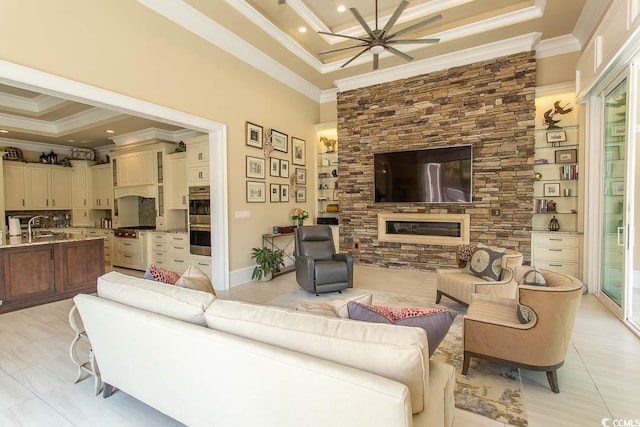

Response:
(546, 370), (560, 393)
(435, 291), (442, 304)
(462, 352), (471, 375)
(102, 383), (114, 398)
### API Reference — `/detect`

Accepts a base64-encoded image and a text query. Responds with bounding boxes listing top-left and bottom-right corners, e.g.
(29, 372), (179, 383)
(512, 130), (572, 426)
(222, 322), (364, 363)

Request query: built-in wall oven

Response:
(188, 186), (211, 256)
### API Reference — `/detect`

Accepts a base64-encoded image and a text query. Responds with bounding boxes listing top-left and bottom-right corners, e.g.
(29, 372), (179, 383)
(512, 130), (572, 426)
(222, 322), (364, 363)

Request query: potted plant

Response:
(251, 246), (285, 281)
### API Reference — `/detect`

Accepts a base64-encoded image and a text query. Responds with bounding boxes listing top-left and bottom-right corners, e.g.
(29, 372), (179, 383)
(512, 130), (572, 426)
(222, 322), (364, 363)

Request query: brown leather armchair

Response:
(294, 225), (353, 295)
(462, 269), (583, 393)
(435, 248), (524, 306)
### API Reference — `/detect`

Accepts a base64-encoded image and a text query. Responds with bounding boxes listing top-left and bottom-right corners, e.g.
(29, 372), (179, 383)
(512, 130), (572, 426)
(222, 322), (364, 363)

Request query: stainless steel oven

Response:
(189, 186), (211, 256)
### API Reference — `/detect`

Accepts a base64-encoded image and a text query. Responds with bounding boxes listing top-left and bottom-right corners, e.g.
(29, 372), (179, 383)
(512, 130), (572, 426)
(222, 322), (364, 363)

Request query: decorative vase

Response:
(297, 219), (304, 227)
(549, 215), (560, 231)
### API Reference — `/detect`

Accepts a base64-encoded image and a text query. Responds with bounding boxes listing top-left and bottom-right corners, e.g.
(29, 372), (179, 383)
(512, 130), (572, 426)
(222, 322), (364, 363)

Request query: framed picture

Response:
(555, 149), (577, 164)
(280, 159), (290, 178)
(295, 187), (306, 203)
(605, 145), (619, 160)
(269, 157), (280, 177)
(246, 181), (266, 203)
(546, 130), (566, 143)
(245, 156), (265, 179)
(280, 184), (289, 202)
(611, 180), (624, 195)
(270, 183), (280, 202)
(295, 168), (306, 185)
(543, 182), (560, 197)
(612, 125), (626, 136)
(246, 122), (263, 148)
(291, 137), (306, 165)
(271, 129), (288, 153)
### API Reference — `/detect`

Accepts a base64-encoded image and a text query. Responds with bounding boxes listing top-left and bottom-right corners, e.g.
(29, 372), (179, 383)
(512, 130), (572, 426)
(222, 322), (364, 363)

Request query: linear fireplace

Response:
(378, 213), (470, 246)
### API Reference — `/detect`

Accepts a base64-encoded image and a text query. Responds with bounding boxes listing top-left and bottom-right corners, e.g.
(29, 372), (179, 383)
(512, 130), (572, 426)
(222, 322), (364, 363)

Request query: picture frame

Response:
(270, 183), (280, 202)
(291, 137), (306, 165)
(555, 148), (577, 164)
(271, 129), (288, 153)
(295, 187), (306, 203)
(269, 157), (280, 177)
(280, 184), (289, 202)
(246, 122), (263, 148)
(546, 130), (566, 143)
(611, 180), (624, 195)
(295, 168), (306, 185)
(279, 159), (290, 178)
(543, 182), (560, 197)
(245, 156), (265, 179)
(246, 181), (266, 203)
(605, 145), (619, 160)
(612, 125), (626, 136)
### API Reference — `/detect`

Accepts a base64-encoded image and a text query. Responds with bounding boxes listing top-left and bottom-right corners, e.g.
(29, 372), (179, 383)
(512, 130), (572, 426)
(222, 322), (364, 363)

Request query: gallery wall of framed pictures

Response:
(245, 121), (307, 205)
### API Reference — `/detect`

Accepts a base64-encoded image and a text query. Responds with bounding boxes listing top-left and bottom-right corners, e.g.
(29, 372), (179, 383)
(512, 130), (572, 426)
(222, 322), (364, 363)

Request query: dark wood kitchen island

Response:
(0, 233), (105, 313)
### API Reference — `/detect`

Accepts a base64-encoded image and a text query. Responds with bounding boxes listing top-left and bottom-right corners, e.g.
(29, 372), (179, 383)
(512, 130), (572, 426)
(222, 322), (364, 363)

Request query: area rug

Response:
(267, 288), (527, 427)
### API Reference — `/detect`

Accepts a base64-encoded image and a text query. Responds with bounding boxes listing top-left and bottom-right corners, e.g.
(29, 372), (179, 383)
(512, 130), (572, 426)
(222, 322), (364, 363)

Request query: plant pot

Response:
(259, 272), (273, 282)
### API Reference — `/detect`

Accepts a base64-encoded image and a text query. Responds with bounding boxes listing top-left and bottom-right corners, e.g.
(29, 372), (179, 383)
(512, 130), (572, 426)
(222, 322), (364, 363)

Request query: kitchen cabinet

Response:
(19, 164), (72, 210)
(89, 163), (113, 210)
(167, 152), (188, 209)
(115, 150), (153, 187)
(169, 233), (189, 273)
(3, 162), (26, 210)
(113, 236), (145, 270)
(531, 232), (582, 279)
(190, 254), (212, 278)
(71, 160), (90, 209)
(86, 229), (113, 263)
(186, 135), (210, 185)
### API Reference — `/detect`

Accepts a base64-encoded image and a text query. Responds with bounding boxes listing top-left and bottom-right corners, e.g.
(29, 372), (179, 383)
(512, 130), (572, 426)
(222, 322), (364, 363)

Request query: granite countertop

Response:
(0, 233), (105, 249)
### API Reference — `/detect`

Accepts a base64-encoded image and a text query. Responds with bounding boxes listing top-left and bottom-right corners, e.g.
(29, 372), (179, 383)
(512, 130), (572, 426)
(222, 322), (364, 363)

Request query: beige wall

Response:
(0, 0), (319, 272)
(536, 52), (580, 87)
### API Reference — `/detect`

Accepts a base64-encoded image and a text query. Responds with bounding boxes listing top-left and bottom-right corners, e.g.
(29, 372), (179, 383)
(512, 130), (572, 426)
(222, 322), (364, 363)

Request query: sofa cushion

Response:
(347, 302), (456, 357)
(204, 299), (429, 414)
(97, 271), (215, 326)
(296, 293), (373, 318)
(144, 264), (180, 284)
(469, 245), (505, 282)
(175, 265), (216, 295)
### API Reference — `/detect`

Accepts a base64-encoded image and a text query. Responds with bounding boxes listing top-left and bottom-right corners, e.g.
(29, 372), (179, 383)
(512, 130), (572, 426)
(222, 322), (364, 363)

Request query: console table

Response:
(262, 232), (296, 277)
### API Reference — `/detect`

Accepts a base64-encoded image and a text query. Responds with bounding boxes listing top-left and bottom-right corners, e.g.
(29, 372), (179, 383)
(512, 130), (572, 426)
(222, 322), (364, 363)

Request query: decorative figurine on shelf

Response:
(543, 100), (574, 129)
(47, 150), (57, 164)
(39, 152), (48, 163)
(546, 199), (557, 213)
(175, 141), (186, 152)
(549, 215), (560, 232)
(320, 136), (337, 153)
(291, 207), (309, 227)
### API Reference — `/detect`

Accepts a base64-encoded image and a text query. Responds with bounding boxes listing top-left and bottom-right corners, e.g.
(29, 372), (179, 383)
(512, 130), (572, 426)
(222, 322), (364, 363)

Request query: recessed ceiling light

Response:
(298, 26), (307, 33)
(0, 129), (9, 133)
(337, 5), (346, 13)
(106, 129), (115, 134)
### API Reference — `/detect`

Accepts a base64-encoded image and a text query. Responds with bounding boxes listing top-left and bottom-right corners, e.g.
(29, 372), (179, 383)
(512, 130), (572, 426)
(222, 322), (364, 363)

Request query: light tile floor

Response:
(0, 264), (638, 426)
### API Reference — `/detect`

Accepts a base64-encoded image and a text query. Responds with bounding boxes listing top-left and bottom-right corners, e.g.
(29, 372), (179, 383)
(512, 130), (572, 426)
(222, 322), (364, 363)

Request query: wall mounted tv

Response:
(374, 145), (472, 203)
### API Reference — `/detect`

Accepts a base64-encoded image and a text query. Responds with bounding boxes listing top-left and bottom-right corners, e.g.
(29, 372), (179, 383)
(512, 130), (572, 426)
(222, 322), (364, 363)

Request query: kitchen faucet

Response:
(28, 215), (49, 241)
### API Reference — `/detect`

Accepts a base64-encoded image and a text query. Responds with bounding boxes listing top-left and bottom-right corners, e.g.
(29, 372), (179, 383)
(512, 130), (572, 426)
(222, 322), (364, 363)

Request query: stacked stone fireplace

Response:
(337, 51), (535, 270)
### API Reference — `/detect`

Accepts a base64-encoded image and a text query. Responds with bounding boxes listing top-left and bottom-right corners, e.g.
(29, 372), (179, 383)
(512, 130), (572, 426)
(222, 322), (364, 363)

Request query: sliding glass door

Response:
(601, 79), (627, 309)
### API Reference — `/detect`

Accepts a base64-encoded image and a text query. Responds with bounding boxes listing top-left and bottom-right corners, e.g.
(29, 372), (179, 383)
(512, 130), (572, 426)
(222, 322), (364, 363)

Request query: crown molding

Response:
(320, 88), (338, 104)
(535, 34), (581, 59)
(334, 33), (542, 93)
(535, 81), (576, 97)
(0, 92), (67, 115)
(0, 107), (122, 136)
(110, 127), (203, 146)
(138, 0), (323, 102)
(0, 136), (76, 155)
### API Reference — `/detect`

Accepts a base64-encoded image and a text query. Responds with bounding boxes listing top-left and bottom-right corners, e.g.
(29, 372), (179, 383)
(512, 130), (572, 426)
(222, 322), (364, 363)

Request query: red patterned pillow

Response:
(144, 264), (180, 285)
(347, 302), (457, 357)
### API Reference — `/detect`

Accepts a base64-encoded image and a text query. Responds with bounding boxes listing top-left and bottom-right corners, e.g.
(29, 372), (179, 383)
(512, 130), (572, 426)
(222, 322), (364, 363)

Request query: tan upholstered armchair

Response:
(435, 248), (523, 306)
(462, 269), (583, 393)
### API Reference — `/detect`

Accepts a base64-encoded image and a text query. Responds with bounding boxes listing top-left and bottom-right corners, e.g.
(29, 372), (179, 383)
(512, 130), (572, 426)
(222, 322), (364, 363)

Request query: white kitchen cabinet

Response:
(531, 232), (582, 279)
(186, 135), (209, 185)
(24, 164), (71, 210)
(3, 162), (26, 210)
(115, 150), (153, 187)
(71, 160), (91, 210)
(170, 233), (189, 273)
(167, 152), (187, 209)
(89, 163), (113, 210)
(50, 167), (72, 209)
(190, 254), (212, 278)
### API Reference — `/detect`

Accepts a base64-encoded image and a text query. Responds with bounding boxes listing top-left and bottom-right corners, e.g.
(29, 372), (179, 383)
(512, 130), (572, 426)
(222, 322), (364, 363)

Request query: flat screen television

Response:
(374, 145), (472, 203)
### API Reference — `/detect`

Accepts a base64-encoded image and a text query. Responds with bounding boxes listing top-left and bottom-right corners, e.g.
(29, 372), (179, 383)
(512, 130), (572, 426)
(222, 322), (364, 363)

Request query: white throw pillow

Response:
(175, 265), (216, 295)
(296, 293), (373, 318)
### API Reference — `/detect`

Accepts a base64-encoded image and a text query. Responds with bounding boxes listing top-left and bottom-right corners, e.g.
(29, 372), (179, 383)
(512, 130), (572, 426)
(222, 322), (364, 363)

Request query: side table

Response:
(68, 304), (102, 395)
(262, 232), (296, 277)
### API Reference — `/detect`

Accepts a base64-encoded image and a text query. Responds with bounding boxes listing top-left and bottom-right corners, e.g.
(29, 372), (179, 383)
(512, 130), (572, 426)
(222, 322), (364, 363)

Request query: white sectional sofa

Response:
(74, 271), (455, 427)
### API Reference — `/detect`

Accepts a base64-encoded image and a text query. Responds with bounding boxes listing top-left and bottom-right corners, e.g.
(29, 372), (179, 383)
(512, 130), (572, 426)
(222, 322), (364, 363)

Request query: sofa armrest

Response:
(470, 293), (517, 307)
(435, 267), (468, 275)
(332, 253), (354, 288)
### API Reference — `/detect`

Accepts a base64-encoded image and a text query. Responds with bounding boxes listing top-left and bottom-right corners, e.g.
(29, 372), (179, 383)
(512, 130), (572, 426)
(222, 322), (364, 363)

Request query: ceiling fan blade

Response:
(318, 43), (369, 55)
(318, 31), (369, 42)
(350, 7), (377, 40)
(341, 47), (370, 68)
(387, 38), (440, 44)
(373, 53), (379, 70)
(385, 46), (414, 62)
(386, 14), (443, 39)
(381, 0), (409, 36)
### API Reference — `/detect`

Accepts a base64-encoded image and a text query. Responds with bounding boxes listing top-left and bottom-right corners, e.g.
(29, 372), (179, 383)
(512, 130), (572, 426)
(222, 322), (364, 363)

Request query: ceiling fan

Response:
(318, 0), (442, 70)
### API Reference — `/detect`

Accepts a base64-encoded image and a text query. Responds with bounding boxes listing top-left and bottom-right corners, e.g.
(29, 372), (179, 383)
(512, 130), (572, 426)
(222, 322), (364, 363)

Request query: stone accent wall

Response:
(336, 51), (536, 270)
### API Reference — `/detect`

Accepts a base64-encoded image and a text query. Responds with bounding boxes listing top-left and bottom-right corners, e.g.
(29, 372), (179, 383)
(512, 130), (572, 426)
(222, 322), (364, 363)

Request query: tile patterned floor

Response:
(0, 264), (638, 426)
